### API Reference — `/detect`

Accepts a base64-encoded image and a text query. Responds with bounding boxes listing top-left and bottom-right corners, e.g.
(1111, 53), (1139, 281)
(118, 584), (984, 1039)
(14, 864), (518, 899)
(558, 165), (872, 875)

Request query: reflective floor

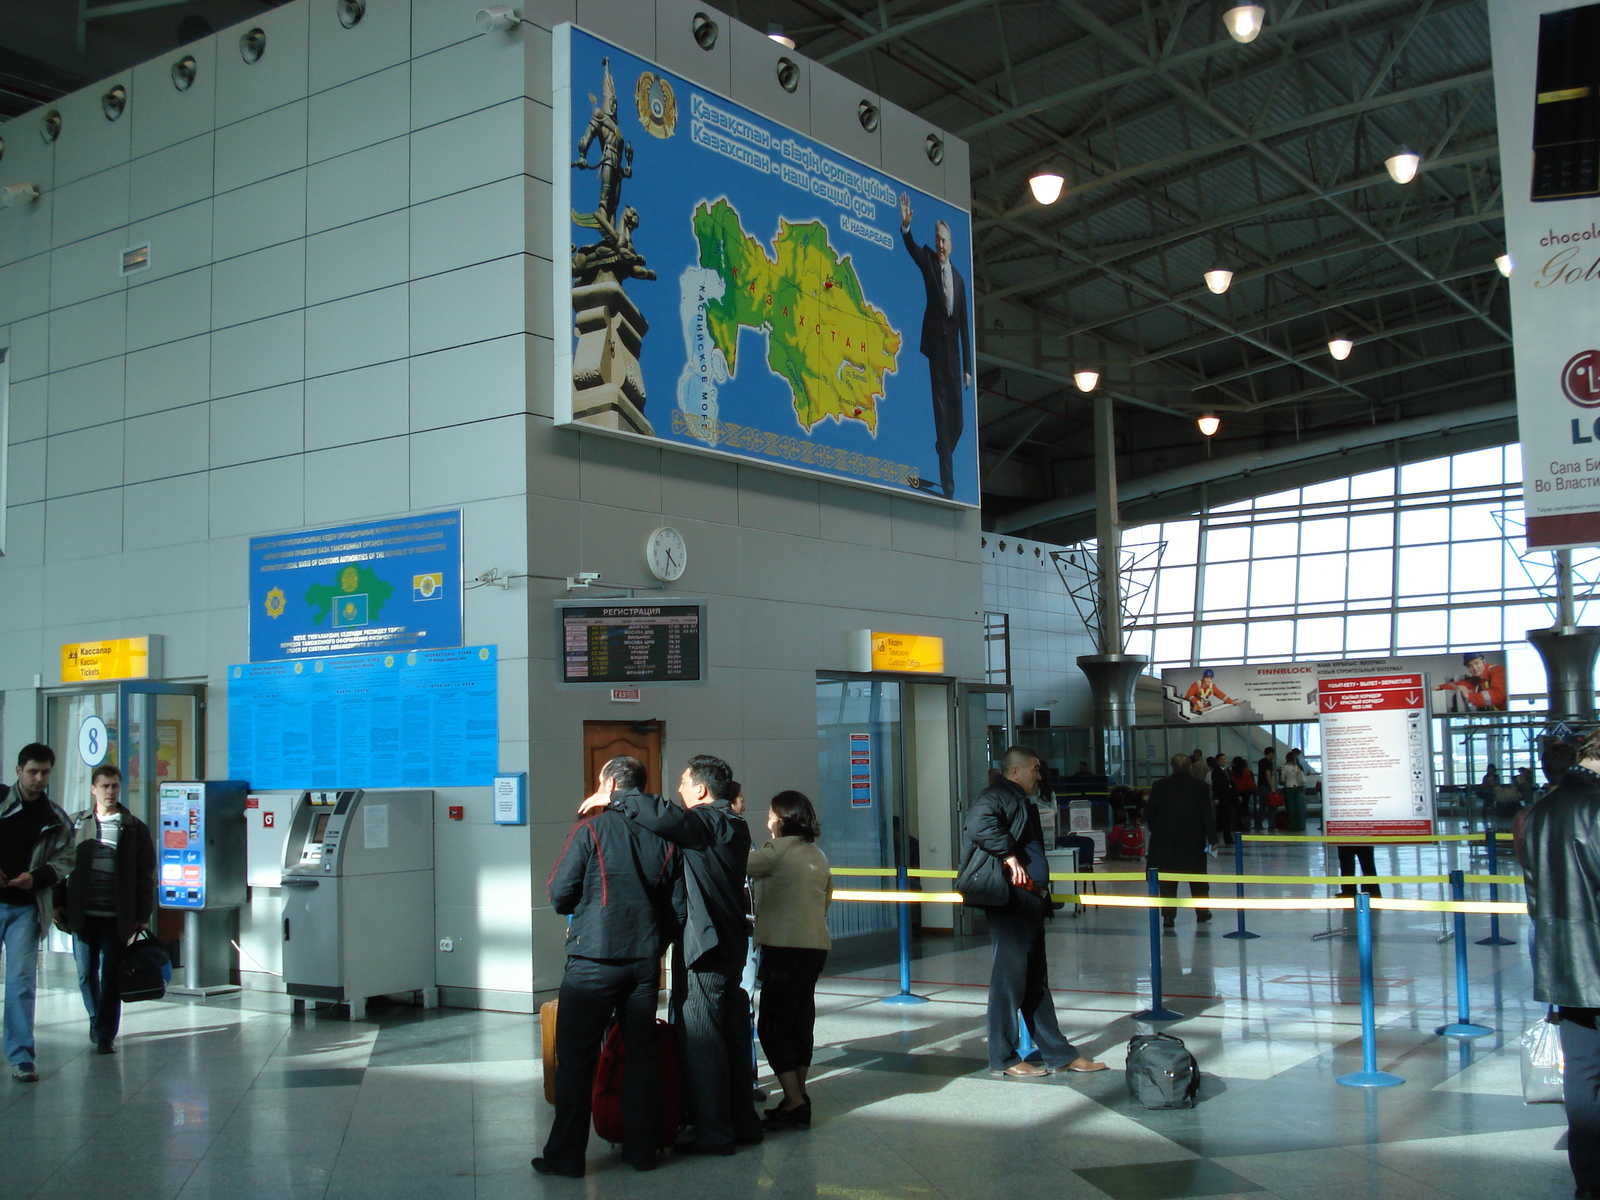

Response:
(1, 840), (1563, 1199)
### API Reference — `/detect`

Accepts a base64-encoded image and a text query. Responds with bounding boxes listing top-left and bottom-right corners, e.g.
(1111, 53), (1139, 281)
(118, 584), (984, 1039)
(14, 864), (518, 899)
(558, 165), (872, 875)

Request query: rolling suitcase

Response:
(591, 1019), (682, 1147)
(540, 999), (559, 1104)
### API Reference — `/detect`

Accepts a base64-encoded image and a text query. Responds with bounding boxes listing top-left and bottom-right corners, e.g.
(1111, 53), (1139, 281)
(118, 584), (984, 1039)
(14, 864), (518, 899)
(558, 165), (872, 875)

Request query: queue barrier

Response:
(830, 881), (1527, 1089)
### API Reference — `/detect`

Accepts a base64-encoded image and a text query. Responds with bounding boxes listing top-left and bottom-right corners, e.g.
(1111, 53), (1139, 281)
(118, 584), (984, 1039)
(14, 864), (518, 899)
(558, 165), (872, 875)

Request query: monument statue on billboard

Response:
(570, 57), (655, 435)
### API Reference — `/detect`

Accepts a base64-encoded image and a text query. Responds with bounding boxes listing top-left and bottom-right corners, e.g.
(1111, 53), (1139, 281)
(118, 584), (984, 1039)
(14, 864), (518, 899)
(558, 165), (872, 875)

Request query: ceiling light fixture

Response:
(1328, 336), (1354, 361)
(767, 23), (796, 48)
(1496, 253), (1513, 277)
(1222, 5), (1266, 43)
(1073, 370), (1100, 393)
(1198, 413), (1221, 437)
(1385, 148), (1421, 184)
(1028, 166), (1065, 205)
(1203, 264), (1234, 294)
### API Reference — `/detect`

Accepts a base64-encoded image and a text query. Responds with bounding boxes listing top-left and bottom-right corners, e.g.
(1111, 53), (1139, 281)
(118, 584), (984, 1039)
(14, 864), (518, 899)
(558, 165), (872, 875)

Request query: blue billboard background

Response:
(248, 511), (463, 663)
(557, 26), (979, 506)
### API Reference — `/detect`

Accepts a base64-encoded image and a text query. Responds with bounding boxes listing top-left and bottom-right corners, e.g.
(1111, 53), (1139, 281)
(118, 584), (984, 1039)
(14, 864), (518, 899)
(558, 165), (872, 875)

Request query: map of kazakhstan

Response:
(305, 564), (394, 627)
(681, 198), (900, 437)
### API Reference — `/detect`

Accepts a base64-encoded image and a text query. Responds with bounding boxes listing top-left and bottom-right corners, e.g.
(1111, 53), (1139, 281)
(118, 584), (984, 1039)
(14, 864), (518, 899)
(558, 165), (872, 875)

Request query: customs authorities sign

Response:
(1490, 1), (1600, 547)
(1318, 674), (1435, 837)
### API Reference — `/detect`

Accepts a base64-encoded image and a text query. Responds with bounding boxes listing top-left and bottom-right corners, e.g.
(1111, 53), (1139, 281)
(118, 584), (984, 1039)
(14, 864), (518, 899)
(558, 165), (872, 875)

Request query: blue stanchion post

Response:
(1223, 838), (1259, 940)
(1337, 894), (1405, 1088)
(882, 862), (928, 1006)
(1133, 869), (1185, 1022)
(1475, 830), (1515, 946)
(1437, 869), (1492, 1038)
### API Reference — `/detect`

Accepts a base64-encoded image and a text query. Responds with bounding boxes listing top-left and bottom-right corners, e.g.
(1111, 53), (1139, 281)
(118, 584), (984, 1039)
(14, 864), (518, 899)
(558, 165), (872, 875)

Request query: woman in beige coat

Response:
(748, 790), (832, 1129)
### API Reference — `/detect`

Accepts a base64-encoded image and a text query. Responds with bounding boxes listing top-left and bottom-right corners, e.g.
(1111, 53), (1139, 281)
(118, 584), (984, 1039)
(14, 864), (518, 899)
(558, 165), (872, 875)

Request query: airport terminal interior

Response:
(0, 1), (1586, 1198)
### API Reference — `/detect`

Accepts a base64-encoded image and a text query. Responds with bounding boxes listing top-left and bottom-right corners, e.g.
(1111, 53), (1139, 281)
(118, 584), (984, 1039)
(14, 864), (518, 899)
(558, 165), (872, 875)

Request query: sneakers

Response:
(11, 1063), (38, 1082)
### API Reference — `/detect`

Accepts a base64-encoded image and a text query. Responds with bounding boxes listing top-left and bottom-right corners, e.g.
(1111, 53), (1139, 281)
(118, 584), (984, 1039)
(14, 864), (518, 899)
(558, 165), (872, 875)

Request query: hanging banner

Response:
(1490, 0), (1600, 548)
(552, 25), (978, 505)
(1161, 651), (1508, 724)
(1317, 674), (1435, 837)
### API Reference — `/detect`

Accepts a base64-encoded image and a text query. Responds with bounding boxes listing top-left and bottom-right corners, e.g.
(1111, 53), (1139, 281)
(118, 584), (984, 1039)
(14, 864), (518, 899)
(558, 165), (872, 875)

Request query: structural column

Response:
(1528, 549), (1600, 721)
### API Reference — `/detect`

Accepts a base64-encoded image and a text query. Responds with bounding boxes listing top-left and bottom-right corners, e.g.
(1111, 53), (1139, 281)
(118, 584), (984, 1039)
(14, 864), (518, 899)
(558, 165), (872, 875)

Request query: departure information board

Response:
(561, 604), (703, 683)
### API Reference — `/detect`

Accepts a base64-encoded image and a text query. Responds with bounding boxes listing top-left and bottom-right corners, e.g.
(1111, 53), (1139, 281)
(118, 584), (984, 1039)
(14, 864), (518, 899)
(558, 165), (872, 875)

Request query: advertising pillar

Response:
(1317, 674), (1435, 837)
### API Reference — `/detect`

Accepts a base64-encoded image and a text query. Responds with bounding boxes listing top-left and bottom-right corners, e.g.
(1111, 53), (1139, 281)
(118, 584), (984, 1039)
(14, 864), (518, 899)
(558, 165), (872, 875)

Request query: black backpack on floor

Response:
(1125, 1032), (1200, 1109)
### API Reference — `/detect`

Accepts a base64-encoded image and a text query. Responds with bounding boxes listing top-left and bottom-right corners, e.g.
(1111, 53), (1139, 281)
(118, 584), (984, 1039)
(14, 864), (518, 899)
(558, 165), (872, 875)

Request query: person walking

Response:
(1279, 749), (1308, 834)
(1255, 747), (1277, 833)
(956, 746), (1107, 1079)
(586, 754), (762, 1155)
(57, 764), (156, 1055)
(1521, 728), (1600, 1198)
(1209, 755), (1239, 846)
(1146, 755), (1217, 928)
(747, 791), (831, 1130)
(1228, 757), (1256, 834)
(535, 756), (684, 1178)
(0, 743), (73, 1082)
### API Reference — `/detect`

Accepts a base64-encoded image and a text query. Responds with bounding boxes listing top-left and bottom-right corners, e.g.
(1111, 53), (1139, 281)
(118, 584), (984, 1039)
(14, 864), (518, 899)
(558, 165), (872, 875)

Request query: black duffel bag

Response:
(1125, 1031), (1200, 1109)
(118, 930), (171, 1003)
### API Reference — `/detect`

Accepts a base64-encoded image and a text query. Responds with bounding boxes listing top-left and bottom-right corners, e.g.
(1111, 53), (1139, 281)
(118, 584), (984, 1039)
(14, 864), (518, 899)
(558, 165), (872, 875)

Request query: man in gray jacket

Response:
(1524, 728), (1600, 1198)
(0, 743), (74, 1082)
(957, 745), (1106, 1079)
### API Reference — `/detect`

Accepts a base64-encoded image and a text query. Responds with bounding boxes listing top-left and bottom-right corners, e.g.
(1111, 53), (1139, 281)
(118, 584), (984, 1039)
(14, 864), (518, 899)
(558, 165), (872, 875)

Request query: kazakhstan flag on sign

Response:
(332, 594), (369, 627)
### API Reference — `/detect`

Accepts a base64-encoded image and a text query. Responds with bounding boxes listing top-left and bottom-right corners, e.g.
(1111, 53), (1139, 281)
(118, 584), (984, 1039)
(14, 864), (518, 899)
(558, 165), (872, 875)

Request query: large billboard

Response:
(1490, 1), (1600, 548)
(552, 25), (978, 506)
(1160, 651), (1509, 724)
(1319, 674), (1436, 837)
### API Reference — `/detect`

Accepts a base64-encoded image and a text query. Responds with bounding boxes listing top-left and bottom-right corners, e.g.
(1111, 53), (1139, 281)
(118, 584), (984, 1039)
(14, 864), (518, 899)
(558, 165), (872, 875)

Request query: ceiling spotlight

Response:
(1222, 5), (1266, 43)
(766, 23), (796, 48)
(1073, 369), (1100, 393)
(1328, 336), (1354, 361)
(1385, 148), (1421, 184)
(1496, 253), (1513, 277)
(1028, 166), (1065, 205)
(1198, 413), (1221, 437)
(1203, 264), (1234, 294)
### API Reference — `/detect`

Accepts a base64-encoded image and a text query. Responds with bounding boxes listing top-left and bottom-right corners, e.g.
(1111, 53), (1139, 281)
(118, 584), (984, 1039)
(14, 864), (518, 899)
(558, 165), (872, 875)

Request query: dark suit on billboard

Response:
(900, 219), (971, 499)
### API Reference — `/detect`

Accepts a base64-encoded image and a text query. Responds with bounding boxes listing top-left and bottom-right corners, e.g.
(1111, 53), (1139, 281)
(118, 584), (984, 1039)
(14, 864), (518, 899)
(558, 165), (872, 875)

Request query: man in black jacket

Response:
(1147, 755), (1218, 928)
(957, 745), (1106, 1079)
(1523, 730), (1600, 1199)
(534, 756), (683, 1178)
(583, 753), (761, 1154)
(899, 191), (971, 499)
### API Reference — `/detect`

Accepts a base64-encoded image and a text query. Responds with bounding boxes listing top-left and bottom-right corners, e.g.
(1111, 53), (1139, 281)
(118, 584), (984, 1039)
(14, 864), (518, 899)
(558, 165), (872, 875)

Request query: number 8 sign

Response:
(78, 715), (109, 768)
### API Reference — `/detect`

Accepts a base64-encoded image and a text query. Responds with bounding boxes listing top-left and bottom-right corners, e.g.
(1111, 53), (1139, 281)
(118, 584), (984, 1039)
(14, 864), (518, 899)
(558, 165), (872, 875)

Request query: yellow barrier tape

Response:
(831, 890), (965, 904)
(1082, 895), (1353, 911)
(1463, 875), (1523, 885)
(909, 869), (958, 878)
(830, 867), (898, 877)
(1159, 872), (1449, 885)
(1370, 897), (1527, 915)
(1242, 833), (1509, 844)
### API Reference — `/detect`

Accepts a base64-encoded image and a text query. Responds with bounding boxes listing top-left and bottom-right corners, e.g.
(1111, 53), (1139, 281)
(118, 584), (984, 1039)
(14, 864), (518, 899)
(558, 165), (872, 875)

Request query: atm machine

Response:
(279, 789), (437, 1019)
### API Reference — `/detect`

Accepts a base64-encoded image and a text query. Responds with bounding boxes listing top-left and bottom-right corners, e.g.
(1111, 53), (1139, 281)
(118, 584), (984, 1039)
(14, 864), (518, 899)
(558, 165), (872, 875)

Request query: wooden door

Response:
(582, 721), (665, 795)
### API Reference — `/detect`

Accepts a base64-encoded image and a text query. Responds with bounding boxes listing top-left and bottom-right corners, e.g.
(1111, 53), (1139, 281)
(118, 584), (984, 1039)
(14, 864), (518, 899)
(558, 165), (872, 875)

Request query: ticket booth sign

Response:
(61, 636), (156, 682)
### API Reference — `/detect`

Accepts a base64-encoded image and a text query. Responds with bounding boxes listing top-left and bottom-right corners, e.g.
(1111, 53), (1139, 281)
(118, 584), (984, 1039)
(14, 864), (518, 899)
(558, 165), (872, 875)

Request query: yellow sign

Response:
(870, 633), (945, 674)
(61, 637), (152, 682)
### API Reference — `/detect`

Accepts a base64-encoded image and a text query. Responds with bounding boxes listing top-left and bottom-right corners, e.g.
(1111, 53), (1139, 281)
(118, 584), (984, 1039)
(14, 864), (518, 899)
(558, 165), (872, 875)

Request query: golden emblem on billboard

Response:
(635, 71), (677, 138)
(265, 587), (286, 619)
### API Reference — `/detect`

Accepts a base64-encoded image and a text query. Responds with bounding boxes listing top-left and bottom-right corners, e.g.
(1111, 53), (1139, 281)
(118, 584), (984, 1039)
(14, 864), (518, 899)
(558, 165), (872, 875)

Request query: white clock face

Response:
(646, 527), (687, 581)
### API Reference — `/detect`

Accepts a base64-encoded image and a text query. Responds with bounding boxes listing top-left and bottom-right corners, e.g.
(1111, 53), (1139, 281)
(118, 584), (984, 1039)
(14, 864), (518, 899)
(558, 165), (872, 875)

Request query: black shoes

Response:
(530, 1157), (583, 1178)
(763, 1100), (812, 1129)
(95, 1042), (117, 1055)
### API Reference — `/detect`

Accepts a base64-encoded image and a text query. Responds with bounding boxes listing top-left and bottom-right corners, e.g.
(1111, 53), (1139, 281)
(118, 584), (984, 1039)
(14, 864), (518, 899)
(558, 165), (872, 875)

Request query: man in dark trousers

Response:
(0, 743), (73, 1082)
(899, 191), (971, 499)
(1255, 746), (1276, 832)
(1209, 755), (1238, 846)
(1523, 728), (1600, 1199)
(535, 756), (684, 1177)
(956, 745), (1107, 1079)
(584, 753), (761, 1154)
(1146, 754), (1217, 928)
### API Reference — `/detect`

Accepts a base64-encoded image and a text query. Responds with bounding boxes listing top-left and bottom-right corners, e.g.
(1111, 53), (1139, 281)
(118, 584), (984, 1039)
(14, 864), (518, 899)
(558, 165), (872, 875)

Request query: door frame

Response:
(38, 681), (207, 812)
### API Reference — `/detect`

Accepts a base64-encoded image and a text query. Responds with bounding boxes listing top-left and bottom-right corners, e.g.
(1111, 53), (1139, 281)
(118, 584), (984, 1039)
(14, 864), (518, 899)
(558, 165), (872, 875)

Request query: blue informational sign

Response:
(248, 511), (463, 663)
(226, 646), (499, 790)
(553, 26), (979, 505)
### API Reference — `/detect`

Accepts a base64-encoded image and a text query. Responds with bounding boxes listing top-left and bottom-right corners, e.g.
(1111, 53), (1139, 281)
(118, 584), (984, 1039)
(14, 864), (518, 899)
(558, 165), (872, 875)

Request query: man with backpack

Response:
(0, 743), (74, 1082)
(534, 756), (684, 1177)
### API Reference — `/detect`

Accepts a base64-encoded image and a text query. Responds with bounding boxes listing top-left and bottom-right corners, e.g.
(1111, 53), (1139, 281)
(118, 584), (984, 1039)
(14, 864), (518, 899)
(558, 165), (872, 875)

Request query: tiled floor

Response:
(1, 840), (1568, 1199)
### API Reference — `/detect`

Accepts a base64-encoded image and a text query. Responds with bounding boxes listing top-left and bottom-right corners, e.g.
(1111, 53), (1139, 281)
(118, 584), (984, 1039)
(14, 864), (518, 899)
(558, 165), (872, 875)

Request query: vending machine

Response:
(156, 780), (247, 995)
(279, 789), (436, 1019)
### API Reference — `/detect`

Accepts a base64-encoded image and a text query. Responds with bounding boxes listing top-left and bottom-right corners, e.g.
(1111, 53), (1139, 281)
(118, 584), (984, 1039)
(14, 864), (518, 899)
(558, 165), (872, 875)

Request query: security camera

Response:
(0, 183), (39, 208)
(476, 6), (520, 31)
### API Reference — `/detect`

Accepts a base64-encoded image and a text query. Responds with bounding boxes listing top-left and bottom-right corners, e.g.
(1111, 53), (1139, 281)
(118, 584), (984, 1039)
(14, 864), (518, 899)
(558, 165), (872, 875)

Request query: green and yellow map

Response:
(690, 198), (900, 431)
(305, 564), (394, 627)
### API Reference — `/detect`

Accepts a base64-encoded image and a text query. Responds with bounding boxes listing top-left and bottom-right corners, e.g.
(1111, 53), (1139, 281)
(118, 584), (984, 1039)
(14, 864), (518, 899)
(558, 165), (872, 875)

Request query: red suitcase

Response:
(591, 1019), (682, 1147)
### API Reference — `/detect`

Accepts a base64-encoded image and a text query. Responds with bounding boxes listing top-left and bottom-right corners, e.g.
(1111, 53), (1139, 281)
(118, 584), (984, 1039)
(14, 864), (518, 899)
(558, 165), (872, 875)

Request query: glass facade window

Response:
(1121, 445), (1592, 711)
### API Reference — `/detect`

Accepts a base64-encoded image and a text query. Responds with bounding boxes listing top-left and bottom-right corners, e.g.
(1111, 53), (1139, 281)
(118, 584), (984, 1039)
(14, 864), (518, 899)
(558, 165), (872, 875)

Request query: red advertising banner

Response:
(1318, 674), (1435, 838)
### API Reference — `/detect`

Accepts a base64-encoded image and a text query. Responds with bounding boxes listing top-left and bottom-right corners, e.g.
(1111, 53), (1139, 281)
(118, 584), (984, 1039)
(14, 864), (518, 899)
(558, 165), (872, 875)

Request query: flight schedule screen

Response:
(562, 604), (703, 683)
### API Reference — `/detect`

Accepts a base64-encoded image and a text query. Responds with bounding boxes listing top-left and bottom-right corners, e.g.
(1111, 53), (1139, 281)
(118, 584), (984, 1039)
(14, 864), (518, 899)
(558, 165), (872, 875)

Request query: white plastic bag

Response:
(1521, 1014), (1565, 1105)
